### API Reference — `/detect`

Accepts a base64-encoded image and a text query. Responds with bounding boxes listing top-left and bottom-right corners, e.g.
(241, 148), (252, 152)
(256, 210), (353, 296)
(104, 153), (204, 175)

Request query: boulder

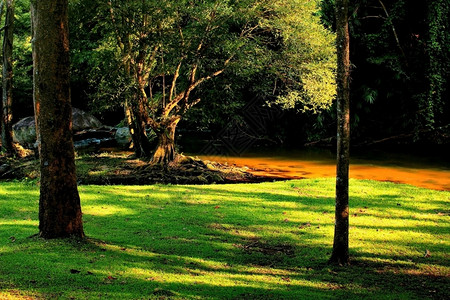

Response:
(12, 108), (104, 148)
(12, 116), (36, 148)
(115, 127), (132, 148)
(71, 108), (103, 131)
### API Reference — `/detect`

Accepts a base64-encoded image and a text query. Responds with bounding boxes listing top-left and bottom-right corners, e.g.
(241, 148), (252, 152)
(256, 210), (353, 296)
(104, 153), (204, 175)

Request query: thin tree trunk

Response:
(330, 0), (350, 265)
(32, 0), (84, 239)
(0, 0), (5, 141)
(1, 0), (14, 155)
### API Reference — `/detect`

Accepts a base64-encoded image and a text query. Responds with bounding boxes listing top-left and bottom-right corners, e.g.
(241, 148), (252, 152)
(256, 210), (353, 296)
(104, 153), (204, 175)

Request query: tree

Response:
(70, 0), (336, 164)
(318, 0), (450, 145)
(1, 0), (15, 155)
(329, 0), (350, 265)
(100, 0), (265, 163)
(31, 0), (84, 238)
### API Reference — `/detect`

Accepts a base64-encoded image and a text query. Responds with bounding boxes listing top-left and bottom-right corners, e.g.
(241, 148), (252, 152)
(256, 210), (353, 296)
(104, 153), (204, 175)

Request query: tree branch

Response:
(169, 59), (183, 102)
(163, 54), (234, 117)
(378, 0), (408, 65)
(107, 1), (124, 52)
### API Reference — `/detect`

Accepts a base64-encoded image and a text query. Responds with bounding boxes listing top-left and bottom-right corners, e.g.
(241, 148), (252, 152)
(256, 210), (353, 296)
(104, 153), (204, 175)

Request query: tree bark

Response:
(330, 0), (350, 265)
(125, 95), (153, 158)
(0, 1), (5, 140)
(1, 0), (15, 155)
(151, 116), (180, 165)
(32, 0), (84, 238)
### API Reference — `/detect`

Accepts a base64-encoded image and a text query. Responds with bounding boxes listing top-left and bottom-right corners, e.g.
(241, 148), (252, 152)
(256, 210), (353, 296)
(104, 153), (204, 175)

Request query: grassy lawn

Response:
(0, 179), (449, 299)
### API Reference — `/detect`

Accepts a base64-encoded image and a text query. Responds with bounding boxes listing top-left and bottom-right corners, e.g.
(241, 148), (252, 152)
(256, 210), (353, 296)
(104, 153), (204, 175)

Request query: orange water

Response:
(199, 152), (450, 191)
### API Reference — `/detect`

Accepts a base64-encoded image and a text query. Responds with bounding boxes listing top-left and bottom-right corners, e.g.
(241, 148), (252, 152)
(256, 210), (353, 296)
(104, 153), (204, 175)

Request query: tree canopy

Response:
(68, 0), (336, 161)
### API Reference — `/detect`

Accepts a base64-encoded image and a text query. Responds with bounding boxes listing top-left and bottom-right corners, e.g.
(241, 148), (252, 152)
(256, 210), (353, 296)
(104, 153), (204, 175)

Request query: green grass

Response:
(0, 179), (449, 299)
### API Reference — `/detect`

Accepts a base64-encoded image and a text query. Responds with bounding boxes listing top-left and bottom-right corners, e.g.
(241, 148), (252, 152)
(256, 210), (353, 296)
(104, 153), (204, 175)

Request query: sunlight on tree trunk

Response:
(330, 0), (350, 266)
(32, 0), (84, 239)
(151, 116), (180, 165)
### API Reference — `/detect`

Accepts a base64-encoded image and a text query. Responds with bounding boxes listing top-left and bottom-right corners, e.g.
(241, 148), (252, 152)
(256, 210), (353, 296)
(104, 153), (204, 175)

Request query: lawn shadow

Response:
(0, 180), (449, 299)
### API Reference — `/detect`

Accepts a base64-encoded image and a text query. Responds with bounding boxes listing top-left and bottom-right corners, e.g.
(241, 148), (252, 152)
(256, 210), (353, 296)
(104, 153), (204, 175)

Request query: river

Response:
(198, 147), (450, 191)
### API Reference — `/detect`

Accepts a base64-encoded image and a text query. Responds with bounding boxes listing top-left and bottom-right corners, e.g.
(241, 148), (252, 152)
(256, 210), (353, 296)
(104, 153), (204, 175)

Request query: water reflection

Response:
(198, 148), (450, 191)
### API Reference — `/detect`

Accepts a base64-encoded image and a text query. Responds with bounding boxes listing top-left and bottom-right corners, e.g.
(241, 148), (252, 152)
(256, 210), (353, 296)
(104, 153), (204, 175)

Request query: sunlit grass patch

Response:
(0, 179), (449, 299)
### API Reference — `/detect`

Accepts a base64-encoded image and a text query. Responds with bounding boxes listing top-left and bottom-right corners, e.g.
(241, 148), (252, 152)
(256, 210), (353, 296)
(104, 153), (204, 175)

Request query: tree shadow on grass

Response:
(0, 181), (449, 299)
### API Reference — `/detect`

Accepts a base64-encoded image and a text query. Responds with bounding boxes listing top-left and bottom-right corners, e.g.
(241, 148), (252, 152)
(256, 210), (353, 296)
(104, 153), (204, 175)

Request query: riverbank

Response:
(2, 148), (450, 190)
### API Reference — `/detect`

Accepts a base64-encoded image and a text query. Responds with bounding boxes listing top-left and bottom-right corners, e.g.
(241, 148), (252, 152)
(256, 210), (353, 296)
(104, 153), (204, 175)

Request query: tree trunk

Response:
(1, 0), (15, 155)
(151, 117), (180, 165)
(125, 95), (153, 158)
(329, 0), (350, 265)
(0, 1), (5, 141)
(32, 0), (84, 239)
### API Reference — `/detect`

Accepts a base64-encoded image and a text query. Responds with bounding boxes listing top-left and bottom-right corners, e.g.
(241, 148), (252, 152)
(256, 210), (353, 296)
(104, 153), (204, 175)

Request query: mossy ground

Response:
(0, 179), (449, 299)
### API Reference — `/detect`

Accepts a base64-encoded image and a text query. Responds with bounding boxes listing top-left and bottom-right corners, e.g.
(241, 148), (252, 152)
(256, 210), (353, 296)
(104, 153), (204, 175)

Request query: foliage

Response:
(419, 0), (450, 133)
(0, 179), (449, 299)
(11, 0), (32, 117)
(0, 0), (33, 120)
(69, 0), (336, 129)
(268, 0), (336, 112)
(318, 0), (450, 143)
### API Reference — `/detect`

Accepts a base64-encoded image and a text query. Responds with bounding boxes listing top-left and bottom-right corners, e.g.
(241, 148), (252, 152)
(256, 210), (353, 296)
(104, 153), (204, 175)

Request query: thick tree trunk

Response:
(32, 0), (84, 238)
(330, 0), (350, 265)
(151, 117), (180, 165)
(1, 0), (15, 155)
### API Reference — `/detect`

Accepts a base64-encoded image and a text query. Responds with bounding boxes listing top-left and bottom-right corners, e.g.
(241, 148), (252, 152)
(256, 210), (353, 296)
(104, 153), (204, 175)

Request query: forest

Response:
(0, 0), (448, 158)
(0, 0), (449, 299)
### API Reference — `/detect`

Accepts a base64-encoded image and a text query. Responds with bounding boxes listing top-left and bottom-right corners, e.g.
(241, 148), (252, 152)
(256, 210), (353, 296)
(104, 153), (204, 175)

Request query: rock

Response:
(73, 127), (115, 141)
(74, 137), (116, 152)
(74, 138), (101, 152)
(71, 108), (103, 131)
(12, 116), (36, 148)
(115, 127), (132, 148)
(12, 108), (104, 148)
